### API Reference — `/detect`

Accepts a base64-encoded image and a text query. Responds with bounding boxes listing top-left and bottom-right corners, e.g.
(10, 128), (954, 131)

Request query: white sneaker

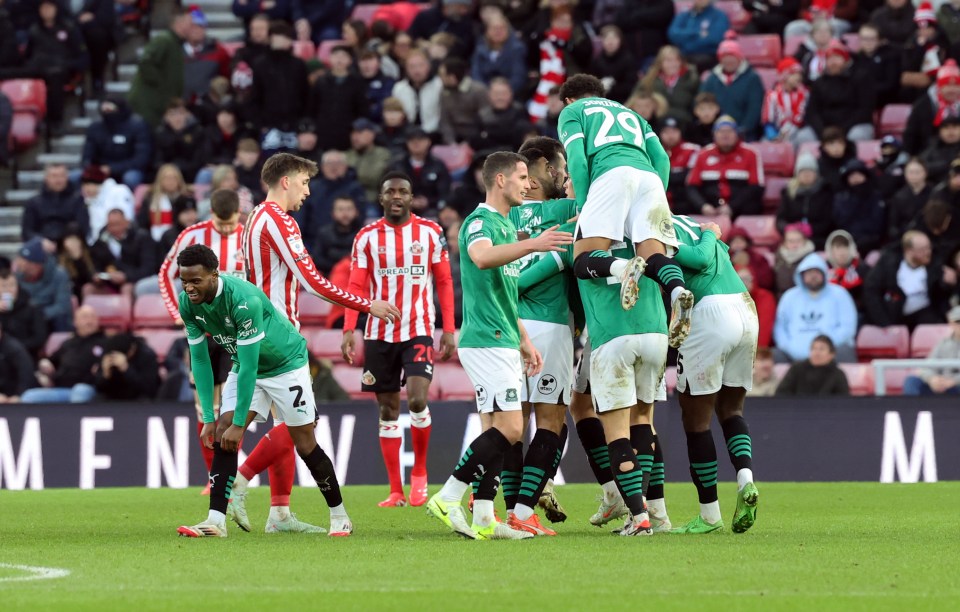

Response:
(265, 513), (327, 534)
(650, 514), (673, 533)
(589, 495), (629, 526)
(617, 512), (654, 536)
(226, 490), (250, 532)
(473, 520), (534, 540)
(328, 515), (353, 537)
(177, 521), (227, 538)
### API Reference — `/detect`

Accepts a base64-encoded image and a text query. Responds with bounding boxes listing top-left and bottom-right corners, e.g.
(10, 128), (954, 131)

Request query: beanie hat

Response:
(777, 57), (802, 76)
(937, 60), (960, 88)
(914, 2), (936, 25)
(717, 32), (743, 61)
(795, 151), (818, 174)
(824, 39), (849, 61)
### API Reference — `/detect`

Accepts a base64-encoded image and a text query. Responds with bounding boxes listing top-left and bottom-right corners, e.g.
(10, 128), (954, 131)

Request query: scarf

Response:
(762, 83), (809, 129)
(829, 259), (863, 290)
(528, 27), (569, 122)
(934, 88), (960, 126)
(777, 240), (815, 265)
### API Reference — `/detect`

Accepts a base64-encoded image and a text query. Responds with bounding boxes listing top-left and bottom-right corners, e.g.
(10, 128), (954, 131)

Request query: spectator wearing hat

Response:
(392, 48), (444, 135)
(904, 59), (960, 156)
(777, 151), (834, 249)
(774, 222), (816, 296)
(346, 118), (392, 205)
(920, 114), (960, 184)
(685, 115), (764, 219)
(182, 5), (230, 103)
(775, 335), (850, 395)
(900, 2), (952, 104)
(667, 0), (730, 72)
(408, 0), (476, 60)
(638, 46), (700, 127)
(14, 237), (72, 332)
(685, 92), (722, 146)
(388, 127), (452, 216)
(297, 150), (368, 246)
(0, 258), (47, 359)
(889, 158), (933, 240)
(94, 332), (160, 401)
(588, 25), (637, 104)
(22, 163), (89, 246)
(833, 159), (887, 254)
(129, 7), (192, 127)
(903, 306), (960, 395)
(817, 125), (858, 192)
(851, 23), (903, 111)
(358, 50), (396, 123)
(79, 165), (134, 245)
(292, 117), (320, 163)
(88, 209), (158, 298)
(875, 135), (909, 200)
(438, 56), (489, 145)
(799, 39), (875, 142)
(79, 97), (153, 190)
(793, 17), (834, 83)
(21, 306), (103, 404)
(870, 0), (918, 50)
(762, 57), (810, 146)
(154, 98), (205, 182)
(824, 229), (870, 310)
(470, 77), (533, 152)
(783, 0), (855, 41)
(660, 116), (701, 215)
(250, 19), (309, 133)
(309, 44), (367, 151)
(700, 37), (766, 140)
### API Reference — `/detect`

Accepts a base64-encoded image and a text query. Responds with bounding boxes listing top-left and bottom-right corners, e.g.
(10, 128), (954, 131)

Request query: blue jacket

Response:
(831, 162), (887, 253)
(774, 253), (858, 361)
(471, 32), (528, 95)
(667, 4), (729, 57)
(700, 62), (766, 140)
(81, 100), (152, 176)
(17, 257), (73, 332)
(293, 168), (368, 249)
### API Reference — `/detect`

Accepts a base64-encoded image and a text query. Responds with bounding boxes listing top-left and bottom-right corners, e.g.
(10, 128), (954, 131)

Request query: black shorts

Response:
(208, 339), (232, 386)
(361, 335), (434, 393)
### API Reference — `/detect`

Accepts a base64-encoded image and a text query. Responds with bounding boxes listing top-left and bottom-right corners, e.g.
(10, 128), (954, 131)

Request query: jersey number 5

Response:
(584, 107), (645, 148)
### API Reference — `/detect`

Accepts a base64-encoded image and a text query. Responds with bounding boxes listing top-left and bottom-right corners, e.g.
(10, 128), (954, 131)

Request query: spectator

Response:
(89, 209), (157, 297)
(358, 49), (396, 122)
(685, 92), (722, 146)
(888, 157), (933, 240)
(21, 306), (105, 403)
(346, 118), (392, 206)
(777, 151), (834, 249)
(392, 49), (444, 135)
(92, 332), (159, 401)
(638, 45), (700, 126)
(825, 229), (870, 309)
(0, 259), (47, 358)
(198, 103), (245, 178)
(21, 164), (88, 245)
(870, 0), (917, 50)
(793, 17), (834, 83)
(471, 77), (533, 151)
(534, 85), (565, 139)
(408, 0), (476, 60)
(159, 195), (199, 255)
(833, 159), (887, 254)
(79, 165), (135, 246)
(774, 222), (816, 295)
(154, 98), (205, 182)
(234, 137), (265, 203)
(799, 40), (875, 142)
(198, 164), (254, 222)
(232, 0), (296, 26)
(0, 320), (34, 403)
(686, 115), (764, 218)
(341, 18), (370, 61)
(940, 0), (960, 45)
(526, 4), (590, 124)
(229, 13), (270, 111)
(250, 20), (309, 133)
(700, 38), (766, 140)
(128, 6), (191, 128)
(80, 98), (152, 189)
(471, 12), (527, 95)
(899, 3), (949, 104)
(911, 198), (957, 263)
(625, 89), (668, 133)
(851, 23), (902, 110)
(742, 0), (801, 37)
(137, 163), (190, 243)
(864, 230), (951, 328)
(291, 117), (321, 164)
(181, 7), (230, 104)
(875, 135), (908, 200)
(314, 196), (363, 275)
(298, 150), (368, 245)
(919, 115), (960, 185)
(904, 60), (960, 156)
(447, 154), (486, 218)
(903, 305), (960, 395)
(381, 30), (411, 81)
(14, 237), (72, 332)
(0, 1), (21, 62)
(747, 347), (779, 397)
(22, 0), (87, 130)
(389, 127), (452, 216)
(378, 96), (409, 156)
(588, 25), (637, 104)
(817, 125), (857, 192)
(661, 116), (701, 215)
(310, 44), (366, 152)
(774, 253), (858, 362)
(438, 56), (489, 145)
(613, 0), (673, 68)
(783, 0), (854, 40)
(310, 354), (350, 402)
(58, 229), (96, 301)
(775, 335), (850, 395)
(737, 265), (775, 348)
(667, 0), (730, 72)
(292, 0), (347, 44)
(762, 57), (809, 145)
(728, 226), (775, 290)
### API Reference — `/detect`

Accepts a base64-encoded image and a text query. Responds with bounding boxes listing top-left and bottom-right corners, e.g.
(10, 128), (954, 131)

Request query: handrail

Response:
(871, 358), (960, 396)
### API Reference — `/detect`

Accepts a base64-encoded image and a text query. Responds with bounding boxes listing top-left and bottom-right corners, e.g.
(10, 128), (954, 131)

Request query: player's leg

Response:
(629, 405), (671, 532)
(375, 391), (406, 507)
(402, 336), (437, 507)
(508, 401), (563, 535)
(674, 389), (723, 534)
(717, 385), (759, 533)
(571, 168), (626, 281)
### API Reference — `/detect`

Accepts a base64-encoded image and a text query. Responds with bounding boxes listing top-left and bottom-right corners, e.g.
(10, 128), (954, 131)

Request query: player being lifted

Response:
(226, 153), (400, 535)
(670, 215), (760, 534)
(175, 245), (352, 537)
(341, 171), (456, 508)
(426, 152), (573, 540)
(158, 189), (244, 487)
(558, 74), (694, 348)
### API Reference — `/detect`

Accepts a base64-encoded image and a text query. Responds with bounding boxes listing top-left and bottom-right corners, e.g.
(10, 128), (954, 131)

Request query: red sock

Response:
(197, 421), (213, 472)
(379, 419), (403, 494)
(410, 408), (432, 477)
(267, 443), (296, 507)
(239, 423), (293, 482)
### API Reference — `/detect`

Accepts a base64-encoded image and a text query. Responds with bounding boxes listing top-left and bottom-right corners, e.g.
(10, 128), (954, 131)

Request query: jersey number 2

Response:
(288, 385), (307, 408)
(584, 107), (644, 148)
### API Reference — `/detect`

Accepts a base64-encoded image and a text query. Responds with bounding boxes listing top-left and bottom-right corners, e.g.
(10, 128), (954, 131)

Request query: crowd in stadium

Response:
(1, 0), (960, 403)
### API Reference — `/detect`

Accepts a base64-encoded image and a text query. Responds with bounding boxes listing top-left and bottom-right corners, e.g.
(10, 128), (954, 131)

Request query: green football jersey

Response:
(558, 97), (671, 209)
(179, 274), (308, 378)
(671, 215), (748, 302)
(517, 221), (585, 331)
(458, 204), (521, 350)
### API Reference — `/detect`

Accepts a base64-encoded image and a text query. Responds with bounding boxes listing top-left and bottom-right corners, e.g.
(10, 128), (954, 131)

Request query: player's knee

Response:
(407, 396), (428, 414)
(680, 409), (711, 433)
(607, 438), (636, 474)
(378, 402), (400, 421)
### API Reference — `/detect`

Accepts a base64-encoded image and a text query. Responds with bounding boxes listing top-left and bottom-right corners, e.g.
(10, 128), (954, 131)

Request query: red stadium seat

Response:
(133, 184), (150, 213)
(882, 368), (910, 395)
(317, 39), (346, 64)
(350, 3), (379, 26)
(911, 324), (950, 358)
(133, 294), (176, 328)
(434, 363), (476, 401)
(372, 2), (430, 31)
(292, 40), (316, 61)
(856, 325), (910, 361)
(733, 215), (780, 247)
(688, 214), (731, 237)
(304, 327), (362, 366)
(878, 104), (911, 138)
(763, 176), (789, 212)
(44, 331), (72, 358)
(136, 329), (184, 362)
(756, 67), (778, 91)
(82, 294), (132, 330)
(298, 292), (333, 327)
(752, 141), (795, 177)
(716, 1), (751, 31)
(856, 139), (881, 166)
(838, 363), (875, 396)
(432, 143), (473, 173)
(784, 34), (805, 57)
(331, 365), (367, 399)
(8, 113), (39, 151)
(1, 79), (47, 117)
(737, 35), (782, 68)
(220, 41), (244, 58)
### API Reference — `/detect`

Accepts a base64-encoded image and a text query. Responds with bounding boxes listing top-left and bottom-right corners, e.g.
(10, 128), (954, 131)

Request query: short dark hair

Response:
(812, 334), (836, 353)
(481, 151), (528, 190)
(440, 56), (468, 81)
(558, 74), (605, 101)
(519, 136), (564, 167)
(922, 199), (952, 231)
(822, 126), (845, 143)
(210, 189), (240, 219)
(330, 44), (353, 57)
(177, 244), (219, 272)
(379, 170), (412, 192)
(261, 152), (319, 187)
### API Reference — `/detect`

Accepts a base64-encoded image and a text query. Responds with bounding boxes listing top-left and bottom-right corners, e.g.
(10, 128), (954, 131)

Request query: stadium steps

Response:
(0, 207), (24, 257)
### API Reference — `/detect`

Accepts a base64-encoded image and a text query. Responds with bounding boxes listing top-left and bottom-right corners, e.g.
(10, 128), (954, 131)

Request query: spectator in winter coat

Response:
(919, 114), (960, 185)
(346, 119), (392, 207)
(309, 44), (367, 151)
(783, 0), (855, 40)
(874, 135), (908, 201)
(638, 45), (700, 126)
(728, 226), (775, 291)
(591, 25), (637, 104)
(392, 49), (443, 135)
(291, 0), (346, 44)
(774, 222), (816, 295)
(388, 127), (452, 217)
(939, 0), (960, 45)
(686, 115), (764, 218)
(89, 209), (158, 295)
(888, 157), (933, 240)
(137, 163), (191, 243)
(181, 8), (230, 103)
(231, 0), (295, 25)
(0, 320), (34, 402)
(793, 17), (834, 83)
(154, 99), (205, 182)
(14, 237), (72, 332)
(22, 0), (87, 128)
(79, 98), (152, 189)
(798, 39), (875, 142)
(904, 60), (960, 156)
(615, 0), (674, 67)
(313, 196), (363, 275)
(94, 333), (160, 401)
(685, 92), (722, 146)
(438, 56), (489, 145)
(447, 154), (486, 218)
(775, 335), (850, 395)
(128, 7), (190, 128)
(661, 116), (701, 215)
(902, 306), (960, 395)
(0, 260), (47, 359)
(408, 0), (476, 60)
(378, 97), (410, 158)
(825, 229), (870, 310)
(898, 3), (950, 104)
(742, 0), (801, 37)
(522, 2), (593, 79)
(668, 0), (730, 72)
(471, 14), (527, 95)
(198, 104), (246, 177)
(773, 253), (858, 362)
(817, 126), (857, 192)
(915, 193), (960, 263)
(358, 50), (396, 123)
(21, 305), (103, 403)
(21, 164), (89, 244)
(250, 20), (309, 133)
(78, 166), (134, 246)
(833, 159), (887, 254)
(763, 57), (809, 145)
(777, 151), (834, 249)
(870, 0), (917, 49)
(700, 39), (766, 141)
(736, 265), (775, 348)
(297, 150), (368, 245)
(470, 77), (533, 152)
(851, 23), (903, 110)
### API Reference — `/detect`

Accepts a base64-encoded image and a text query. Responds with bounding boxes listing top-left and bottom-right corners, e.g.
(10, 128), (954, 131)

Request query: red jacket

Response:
(751, 286), (776, 348)
(686, 142), (765, 218)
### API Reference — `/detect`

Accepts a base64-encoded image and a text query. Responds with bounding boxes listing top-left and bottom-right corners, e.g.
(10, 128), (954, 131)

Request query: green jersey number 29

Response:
(585, 107), (646, 149)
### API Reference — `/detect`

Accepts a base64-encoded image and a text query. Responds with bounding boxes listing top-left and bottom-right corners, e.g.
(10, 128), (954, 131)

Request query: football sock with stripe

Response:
(208, 442), (238, 519)
(686, 429), (722, 522)
(549, 423), (568, 481)
(630, 423), (655, 501)
(721, 416), (754, 491)
(608, 438), (647, 517)
(514, 429), (561, 521)
(647, 433), (666, 502)
(300, 444), (344, 508)
(576, 417), (613, 486)
(442, 427), (512, 503)
(573, 250), (628, 280)
(644, 253), (686, 299)
(378, 419), (403, 495)
(500, 441), (524, 511)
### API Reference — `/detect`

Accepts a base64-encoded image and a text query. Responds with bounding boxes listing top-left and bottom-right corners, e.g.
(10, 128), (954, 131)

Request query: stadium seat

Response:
(298, 292), (333, 327)
(856, 140), (881, 166)
(688, 214), (731, 237)
(432, 143), (473, 174)
(737, 35), (782, 68)
(43, 331), (72, 357)
(733, 215), (780, 247)
(1, 79), (47, 116)
(911, 324), (950, 358)
(8, 113), (39, 151)
(752, 141), (795, 177)
(784, 34), (805, 57)
(82, 294), (132, 330)
(763, 176), (789, 212)
(133, 184), (150, 213)
(882, 368), (910, 395)
(350, 3), (379, 25)
(292, 40), (316, 62)
(331, 365), (367, 399)
(317, 39), (346, 64)
(434, 363), (476, 401)
(856, 325), (910, 361)
(133, 294), (176, 328)
(136, 329), (183, 362)
(220, 41), (244, 58)
(716, 1), (751, 31)
(304, 327), (362, 366)
(838, 363), (875, 396)
(756, 67), (778, 91)
(878, 104), (911, 138)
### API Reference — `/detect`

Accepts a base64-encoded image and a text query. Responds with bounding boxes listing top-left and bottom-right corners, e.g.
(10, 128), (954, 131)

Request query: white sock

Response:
(601, 481), (620, 502)
(542, 478), (554, 494)
(513, 503), (535, 521)
(609, 258), (628, 278)
(700, 501), (722, 524)
(473, 499), (495, 528)
(268, 505), (290, 521)
(670, 286), (684, 304)
(410, 407), (431, 428)
(207, 510), (226, 526)
(232, 472), (249, 494)
(438, 476), (468, 503)
(647, 497), (668, 518)
(737, 468), (754, 491)
(329, 503), (348, 519)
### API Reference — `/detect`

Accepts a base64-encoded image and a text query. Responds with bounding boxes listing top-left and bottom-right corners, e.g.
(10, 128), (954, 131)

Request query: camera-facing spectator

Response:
(298, 150), (368, 243)
(346, 118), (392, 205)
(181, 6), (230, 104)
(832, 159), (886, 254)
(903, 306), (960, 395)
(358, 49), (396, 122)
(439, 56), (489, 145)
(639, 46), (702, 127)
(776, 151), (834, 250)
(313, 196), (363, 275)
(198, 164), (254, 222)
(817, 126), (857, 192)
(685, 92), (722, 146)
(798, 39), (876, 143)
(471, 12), (527, 95)
(94, 332), (160, 401)
(775, 335), (850, 395)
(14, 237), (72, 332)
(293, 0), (348, 45)
(727, 226), (775, 291)
(89, 209), (158, 298)
(80, 98), (152, 189)
(0, 320), (35, 403)
(904, 60), (960, 156)
(762, 57), (809, 145)
(21, 306), (104, 403)
(79, 165), (134, 246)
(851, 23), (902, 111)
(470, 77), (532, 151)
(591, 25), (637, 104)
(747, 347), (779, 397)
(22, 163), (89, 245)
(22, 0), (87, 130)
(919, 114), (960, 185)
(825, 229), (870, 312)
(155, 98), (205, 182)
(661, 116), (700, 215)
(137, 164), (190, 242)
(774, 222), (816, 295)
(793, 17), (833, 83)
(870, 0), (918, 50)
(233, 137), (265, 203)
(525, 2), (593, 123)
(309, 44), (367, 151)
(129, 6), (192, 127)
(888, 157), (932, 240)
(159, 195), (199, 255)
(250, 20), (309, 133)
(737, 265), (775, 348)
(408, 0), (476, 60)
(667, 0), (729, 72)
(389, 127), (451, 216)
(0, 258), (47, 359)
(700, 38), (766, 141)
(686, 115), (764, 218)
(392, 49), (443, 135)
(197, 103), (248, 182)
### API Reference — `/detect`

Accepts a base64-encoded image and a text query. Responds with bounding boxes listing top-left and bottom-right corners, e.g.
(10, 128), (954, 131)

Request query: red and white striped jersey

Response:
(345, 215), (453, 342)
(242, 201), (371, 330)
(158, 220), (245, 321)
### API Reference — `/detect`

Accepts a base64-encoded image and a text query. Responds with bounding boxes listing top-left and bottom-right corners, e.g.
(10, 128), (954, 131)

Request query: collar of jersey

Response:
(477, 203), (499, 214)
(522, 199), (543, 204)
(215, 277), (224, 298)
(383, 214), (415, 229)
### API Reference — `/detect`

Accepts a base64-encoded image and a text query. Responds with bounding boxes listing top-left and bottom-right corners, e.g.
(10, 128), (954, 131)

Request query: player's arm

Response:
(341, 256), (372, 365)
(559, 108), (589, 207)
(645, 127), (671, 190)
(673, 228), (718, 271)
(342, 233), (373, 334)
(429, 231), (457, 360)
(518, 319), (542, 376)
(181, 300), (215, 424)
(159, 235), (186, 324)
(230, 298), (265, 428)
(467, 225), (572, 270)
(518, 250), (565, 294)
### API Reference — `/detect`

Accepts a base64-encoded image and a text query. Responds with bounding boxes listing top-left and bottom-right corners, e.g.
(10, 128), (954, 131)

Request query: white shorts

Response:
(676, 293), (759, 395)
(590, 333), (668, 413)
(459, 347), (524, 414)
(220, 364), (317, 427)
(574, 338), (667, 402)
(575, 166), (678, 252)
(520, 320), (573, 405)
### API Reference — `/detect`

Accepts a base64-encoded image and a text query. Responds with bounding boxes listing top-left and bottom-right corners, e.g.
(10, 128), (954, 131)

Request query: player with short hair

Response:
(558, 73), (694, 348)
(226, 153), (400, 535)
(670, 215), (760, 534)
(426, 152), (573, 540)
(175, 244), (352, 538)
(341, 171), (457, 508)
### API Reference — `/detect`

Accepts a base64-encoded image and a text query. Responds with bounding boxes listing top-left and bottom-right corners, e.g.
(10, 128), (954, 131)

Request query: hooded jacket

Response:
(832, 159), (886, 254)
(863, 243), (950, 327)
(773, 253), (858, 361)
(700, 61), (766, 140)
(21, 184), (89, 243)
(825, 229), (869, 307)
(81, 100), (152, 177)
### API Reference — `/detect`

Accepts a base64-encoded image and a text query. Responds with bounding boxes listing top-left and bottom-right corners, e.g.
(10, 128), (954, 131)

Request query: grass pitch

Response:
(1, 482), (958, 611)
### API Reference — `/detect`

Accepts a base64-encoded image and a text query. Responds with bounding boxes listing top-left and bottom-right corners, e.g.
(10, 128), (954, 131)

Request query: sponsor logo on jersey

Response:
(475, 385), (488, 404)
(538, 374), (557, 394)
(520, 207), (533, 220)
(224, 316), (233, 327)
(195, 315), (206, 323)
(362, 370), (376, 386)
(378, 246), (387, 254)
(377, 265), (426, 277)
(238, 326), (259, 339)
(241, 319), (253, 331)
(468, 219), (483, 234)
(287, 234), (305, 255)
(409, 240), (423, 255)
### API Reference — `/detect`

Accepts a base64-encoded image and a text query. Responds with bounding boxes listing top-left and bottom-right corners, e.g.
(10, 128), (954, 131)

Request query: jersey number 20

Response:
(584, 107), (645, 148)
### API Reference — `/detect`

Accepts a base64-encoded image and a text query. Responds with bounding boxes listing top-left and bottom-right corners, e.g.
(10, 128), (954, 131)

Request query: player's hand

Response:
(439, 332), (456, 361)
(520, 338), (543, 377)
(700, 222), (723, 238)
(530, 225), (574, 253)
(341, 330), (356, 365)
(199, 422), (216, 450)
(220, 424), (244, 452)
(370, 300), (401, 322)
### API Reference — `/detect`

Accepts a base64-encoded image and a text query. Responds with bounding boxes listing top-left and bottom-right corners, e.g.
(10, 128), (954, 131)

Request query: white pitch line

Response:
(0, 563), (71, 583)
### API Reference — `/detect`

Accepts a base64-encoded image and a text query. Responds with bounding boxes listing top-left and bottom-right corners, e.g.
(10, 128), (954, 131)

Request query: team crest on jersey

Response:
(362, 370), (376, 386)
(224, 316), (233, 327)
(409, 241), (423, 255)
(538, 374), (557, 394)
(378, 246), (387, 254)
(505, 388), (519, 402)
(475, 385), (488, 404)
(287, 234), (305, 255)
(660, 219), (676, 238)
